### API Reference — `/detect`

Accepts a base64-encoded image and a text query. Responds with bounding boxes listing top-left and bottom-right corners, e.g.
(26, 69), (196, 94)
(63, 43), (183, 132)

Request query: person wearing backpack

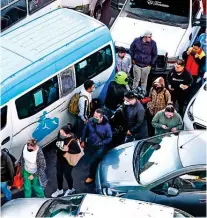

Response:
(1, 150), (15, 202)
(75, 80), (95, 139)
(81, 108), (112, 184)
(147, 77), (171, 136)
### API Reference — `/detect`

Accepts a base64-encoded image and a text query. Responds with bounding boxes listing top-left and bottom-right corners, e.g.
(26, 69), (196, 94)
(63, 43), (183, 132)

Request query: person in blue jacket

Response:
(81, 108), (112, 184)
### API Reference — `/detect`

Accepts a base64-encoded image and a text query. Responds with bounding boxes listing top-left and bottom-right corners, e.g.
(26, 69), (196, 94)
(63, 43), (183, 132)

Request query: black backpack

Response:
(2, 148), (16, 167)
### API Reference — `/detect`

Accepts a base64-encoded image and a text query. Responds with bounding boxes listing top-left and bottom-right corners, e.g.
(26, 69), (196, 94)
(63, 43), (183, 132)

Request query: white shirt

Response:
(23, 145), (39, 174)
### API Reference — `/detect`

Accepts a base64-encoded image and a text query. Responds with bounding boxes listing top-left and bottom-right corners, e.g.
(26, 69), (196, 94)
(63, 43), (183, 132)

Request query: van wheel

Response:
(94, 6), (102, 20)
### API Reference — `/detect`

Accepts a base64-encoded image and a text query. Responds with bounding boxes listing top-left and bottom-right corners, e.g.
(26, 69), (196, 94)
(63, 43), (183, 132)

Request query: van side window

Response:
(1, 106), (7, 130)
(75, 45), (113, 87)
(59, 67), (75, 97)
(15, 76), (59, 119)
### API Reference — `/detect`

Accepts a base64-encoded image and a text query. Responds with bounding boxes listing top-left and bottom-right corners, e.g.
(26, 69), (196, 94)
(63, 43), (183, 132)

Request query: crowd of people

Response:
(1, 29), (206, 202)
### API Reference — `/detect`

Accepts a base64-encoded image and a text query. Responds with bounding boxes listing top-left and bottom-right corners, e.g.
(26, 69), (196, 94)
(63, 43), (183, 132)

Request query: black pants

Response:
(56, 157), (73, 190)
(146, 108), (155, 137)
(87, 146), (107, 179)
(171, 91), (187, 117)
(75, 116), (85, 139)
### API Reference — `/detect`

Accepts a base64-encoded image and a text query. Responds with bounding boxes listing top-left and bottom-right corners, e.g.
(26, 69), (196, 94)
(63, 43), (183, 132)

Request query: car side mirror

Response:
(111, 0), (124, 10)
(167, 187), (179, 196)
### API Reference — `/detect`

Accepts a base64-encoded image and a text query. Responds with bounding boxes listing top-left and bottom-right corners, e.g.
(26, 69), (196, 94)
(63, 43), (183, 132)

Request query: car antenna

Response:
(180, 132), (204, 149)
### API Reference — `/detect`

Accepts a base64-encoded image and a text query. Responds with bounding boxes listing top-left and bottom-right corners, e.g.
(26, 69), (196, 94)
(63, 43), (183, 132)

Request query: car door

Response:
(0, 103), (12, 151)
(153, 170), (206, 217)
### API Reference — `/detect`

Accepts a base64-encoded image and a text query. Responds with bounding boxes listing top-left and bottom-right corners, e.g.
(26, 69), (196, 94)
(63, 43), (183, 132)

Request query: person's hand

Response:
(180, 84), (188, 90)
(168, 85), (174, 91)
(8, 186), (12, 190)
(127, 130), (132, 135)
(90, 10), (94, 17)
(81, 142), (85, 148)
(195, 53), (199, 58)
(28, 175), (34, 180)
(63, 145), (69, 152)
(84, 120), (88, 124)
(187, 48), (191, 55)
(148, 65), (151, 70)
(171, 127), (177, 132)
(132, 60), (136, 65)
(162, 125), (168, 129)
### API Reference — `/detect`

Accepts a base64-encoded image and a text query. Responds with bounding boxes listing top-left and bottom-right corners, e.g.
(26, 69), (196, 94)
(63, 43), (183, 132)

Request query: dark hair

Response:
(61, 123), (72, 134)
(118, 46), (126, 53)
(165, 104), (175, 113)
(84, 80), (95, 90)
(193, 41), (201, 47)
(95, 108), (104, 116)
(124, 91), (136, 99)
(176, 59), (185, 66)
(27, 138), (37, 147)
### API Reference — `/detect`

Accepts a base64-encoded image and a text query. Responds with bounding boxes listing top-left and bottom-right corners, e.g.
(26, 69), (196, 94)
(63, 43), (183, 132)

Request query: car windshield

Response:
(123, 0), (190, 25)
(133, 132), (182, 185)
(36, 195), (85, 217)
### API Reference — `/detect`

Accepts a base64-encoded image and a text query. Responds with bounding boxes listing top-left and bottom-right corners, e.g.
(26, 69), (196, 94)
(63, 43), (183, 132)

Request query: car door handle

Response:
(1, 136), (10, 145)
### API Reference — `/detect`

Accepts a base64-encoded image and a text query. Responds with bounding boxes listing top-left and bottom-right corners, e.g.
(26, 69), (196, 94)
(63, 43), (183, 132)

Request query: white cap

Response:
(141, 30), (152, 37)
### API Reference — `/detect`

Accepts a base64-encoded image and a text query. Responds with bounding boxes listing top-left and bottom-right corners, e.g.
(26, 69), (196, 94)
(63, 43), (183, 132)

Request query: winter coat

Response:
(116, 53), (132, 74)
(1, 151), (15, 186)
(78, 88), (92, 122)
(20, 146), (48, 188)
(152, 110), (183, 135)
(167, 68), (193, 93)
(129, 37), (157, 67)
(197, 33), (207, 53)
(105, 81), (128, 111)
(82, 116), (112, 147)
(122, 101), (148, 139)
(147, 77), (171, 115)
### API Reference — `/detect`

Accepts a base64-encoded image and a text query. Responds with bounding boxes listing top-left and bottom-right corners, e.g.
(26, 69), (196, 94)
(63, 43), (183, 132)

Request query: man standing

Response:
(76, 80), (95, 138)
(116, 47), (132, 74)
(167, 59), (193, 116)
(1, 150), (15, 202)
(81, 109), (112, 184)
(121, 91), (148, 142)
(130, 30), (157, 90)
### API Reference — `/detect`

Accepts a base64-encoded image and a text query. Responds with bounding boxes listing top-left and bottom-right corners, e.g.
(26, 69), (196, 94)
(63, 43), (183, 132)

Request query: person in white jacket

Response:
(76, 80), (95, 138)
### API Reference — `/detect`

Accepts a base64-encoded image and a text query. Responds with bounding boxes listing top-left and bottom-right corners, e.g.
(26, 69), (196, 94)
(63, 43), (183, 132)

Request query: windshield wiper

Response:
(149, 17), (186, 27)
(124, 10), (154, 23)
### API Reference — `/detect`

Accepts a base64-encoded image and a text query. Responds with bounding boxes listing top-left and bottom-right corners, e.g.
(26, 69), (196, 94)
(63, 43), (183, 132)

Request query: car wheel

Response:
(94, 6), (102, 20)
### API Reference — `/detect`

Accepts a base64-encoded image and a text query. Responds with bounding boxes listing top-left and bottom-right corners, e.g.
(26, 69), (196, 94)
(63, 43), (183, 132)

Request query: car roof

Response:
(178, 131), (207, 167)
(78, 194), (175, 218)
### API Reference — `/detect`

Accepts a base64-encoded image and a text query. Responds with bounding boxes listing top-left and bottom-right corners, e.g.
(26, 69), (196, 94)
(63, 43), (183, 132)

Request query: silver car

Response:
(96, 130), (207, 217)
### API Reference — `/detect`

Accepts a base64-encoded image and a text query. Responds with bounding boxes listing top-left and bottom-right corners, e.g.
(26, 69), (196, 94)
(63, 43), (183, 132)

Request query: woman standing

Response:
(152, 103), (183, 136)
(51, 124), (81, 197)
(20, 138), (47, 198)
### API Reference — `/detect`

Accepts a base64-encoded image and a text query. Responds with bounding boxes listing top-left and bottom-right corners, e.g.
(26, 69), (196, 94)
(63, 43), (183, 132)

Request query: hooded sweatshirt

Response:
(147, 77), (171, 115)
(82, 116), (112, 147)
(78, 88), (92, 122)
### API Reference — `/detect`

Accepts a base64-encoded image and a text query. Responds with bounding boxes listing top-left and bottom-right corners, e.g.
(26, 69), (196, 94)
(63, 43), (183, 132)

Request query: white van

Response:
(110, 0), (203, 72)
(0, 8), (116, 160)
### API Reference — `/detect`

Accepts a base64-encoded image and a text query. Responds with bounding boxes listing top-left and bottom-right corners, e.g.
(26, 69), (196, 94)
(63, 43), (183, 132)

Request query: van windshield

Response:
(123, 0), (190, 25)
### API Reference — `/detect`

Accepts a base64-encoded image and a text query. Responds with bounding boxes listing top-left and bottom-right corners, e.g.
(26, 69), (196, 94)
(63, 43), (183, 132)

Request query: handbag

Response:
(13, 165), (24, 190)
(63, 139), (84, 166)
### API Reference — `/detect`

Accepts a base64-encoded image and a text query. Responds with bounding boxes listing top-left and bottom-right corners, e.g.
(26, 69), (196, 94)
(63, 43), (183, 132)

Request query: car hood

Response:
(1, 198), (48, 218)
(110, 16), (186, 56)
(193, 83), (207, 122)
(99, 141), (138, 187)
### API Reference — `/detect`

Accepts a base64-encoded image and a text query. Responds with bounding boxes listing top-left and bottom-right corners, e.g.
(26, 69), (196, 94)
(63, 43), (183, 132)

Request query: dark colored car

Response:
(96, 131), (207, 217)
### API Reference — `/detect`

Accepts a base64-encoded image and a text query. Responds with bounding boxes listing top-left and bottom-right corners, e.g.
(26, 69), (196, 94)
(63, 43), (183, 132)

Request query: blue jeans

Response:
(0, 181), (12, 201)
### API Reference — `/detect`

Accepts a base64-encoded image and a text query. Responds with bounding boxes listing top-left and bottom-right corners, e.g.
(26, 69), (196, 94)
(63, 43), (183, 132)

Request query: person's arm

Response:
(130, 106), (145, 134)
(89, 0), (98, 16)
(166, 69), (174, 89)
(165, 90), (171, 103)
(127, 54), (132, 73)
(129, 39), (136, 60)
(78, 97), (89, 122)
(34, 149), (46, 178)
(184, 70), (193, 86)
(152, 112), (163, 129)
(6, 155), (15, 186)
(173, 114), (183, 130)
(151, 42), (158, 66)
(182, 49), (189, 61)
(81, 121), (89, 142)
(99, 124), (112, 146)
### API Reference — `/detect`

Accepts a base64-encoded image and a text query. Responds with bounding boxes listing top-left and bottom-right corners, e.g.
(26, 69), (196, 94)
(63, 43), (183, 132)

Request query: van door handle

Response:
(1, 136), (10, 145)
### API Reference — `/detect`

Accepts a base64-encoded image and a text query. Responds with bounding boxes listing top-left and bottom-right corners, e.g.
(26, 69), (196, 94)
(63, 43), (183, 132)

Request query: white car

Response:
(1, 194), (193, 218)
(184, 75), (207, 130)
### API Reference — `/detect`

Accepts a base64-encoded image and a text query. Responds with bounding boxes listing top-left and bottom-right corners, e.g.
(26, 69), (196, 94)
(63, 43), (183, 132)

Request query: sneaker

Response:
(51, 189), (63, 198)
(64, 188), (76, 196)
(85, 177), (94, 184)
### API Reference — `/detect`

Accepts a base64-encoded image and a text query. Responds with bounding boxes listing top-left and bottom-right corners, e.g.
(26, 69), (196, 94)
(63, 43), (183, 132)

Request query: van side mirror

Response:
(111, 0), (124, 10)
(167, 187), (179, 196)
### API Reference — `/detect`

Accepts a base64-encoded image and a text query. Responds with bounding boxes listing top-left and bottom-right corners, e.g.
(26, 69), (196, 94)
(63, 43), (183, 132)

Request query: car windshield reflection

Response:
(133, 132), (182, 185)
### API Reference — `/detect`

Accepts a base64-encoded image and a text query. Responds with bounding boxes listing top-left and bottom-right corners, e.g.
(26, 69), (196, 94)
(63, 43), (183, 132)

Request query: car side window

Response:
(75, 45), (113, 87)
(15, 76), (59, 119)
(0, 106), (7, 130)
(153, 170), (206, 195)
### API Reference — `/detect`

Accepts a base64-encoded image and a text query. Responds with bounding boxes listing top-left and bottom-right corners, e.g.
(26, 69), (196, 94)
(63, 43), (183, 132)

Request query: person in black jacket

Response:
(1, 150), (15, 201)
(120, 91), (148, 142)
(51, 124), (81, 198)
(104, 71), (130, 118)
(167, 59), (193, 116)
